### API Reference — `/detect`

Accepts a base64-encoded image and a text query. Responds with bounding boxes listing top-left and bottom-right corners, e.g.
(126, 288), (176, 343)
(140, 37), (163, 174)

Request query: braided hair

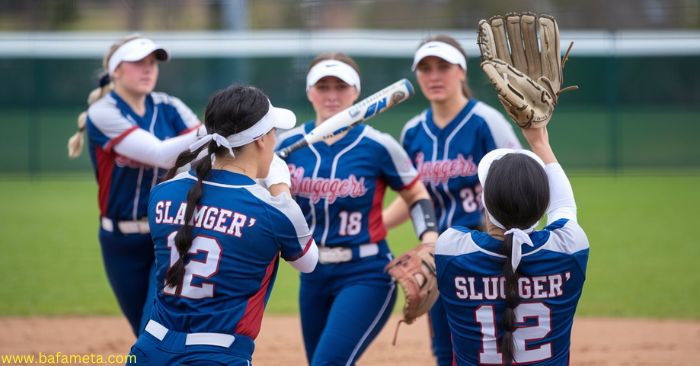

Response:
(162, 85), (269, 289)
(483, 153), (549, 365)
(67, 34), (142, 158)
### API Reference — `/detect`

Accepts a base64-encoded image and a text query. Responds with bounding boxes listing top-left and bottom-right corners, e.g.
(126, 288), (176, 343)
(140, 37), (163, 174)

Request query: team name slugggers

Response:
(289, 165), (367, 204)
(454, 272), (572, 301)
(154, 201), (256, 237)
(415, 152), (478, 185)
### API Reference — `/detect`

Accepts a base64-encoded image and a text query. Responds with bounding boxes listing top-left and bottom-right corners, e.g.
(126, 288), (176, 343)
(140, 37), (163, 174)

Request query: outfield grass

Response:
(0, 174), (698, 319)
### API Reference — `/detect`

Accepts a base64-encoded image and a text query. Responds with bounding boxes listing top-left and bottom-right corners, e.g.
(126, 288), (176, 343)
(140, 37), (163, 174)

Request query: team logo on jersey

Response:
(114, 153), (149, 169)
(289, 165), (367, 204)
(415, 152), (478, 185)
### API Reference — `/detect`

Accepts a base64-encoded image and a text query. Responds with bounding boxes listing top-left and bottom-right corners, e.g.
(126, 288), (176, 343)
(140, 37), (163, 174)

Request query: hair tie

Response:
(504, 228), (535, 271)
(98, 73), (111, 88)
(189, 133), (235, 159)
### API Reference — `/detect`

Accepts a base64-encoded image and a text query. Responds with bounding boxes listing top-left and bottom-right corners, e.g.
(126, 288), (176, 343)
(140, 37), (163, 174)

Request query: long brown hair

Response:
(67, 34), (142, 158)
(416, 34), (473, 98)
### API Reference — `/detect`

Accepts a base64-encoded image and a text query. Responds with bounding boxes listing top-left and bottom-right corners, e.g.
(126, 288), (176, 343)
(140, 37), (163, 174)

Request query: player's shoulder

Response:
(276, 123), (310, 149)
(149, 171), (194, 202)
(362, 125), (406, 154)
(247, 188), (309, 233)
(87, 93), (119, 122)
(400, 109), (428, 143)
(435, 226), (486, 257)
(150, 91), (177, 105)
(471, 100), (505, 121)
(540, 218), (590, 254)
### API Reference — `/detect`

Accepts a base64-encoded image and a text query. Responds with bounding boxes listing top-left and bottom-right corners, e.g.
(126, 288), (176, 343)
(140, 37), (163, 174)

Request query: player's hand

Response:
(262, 154), (291, 189)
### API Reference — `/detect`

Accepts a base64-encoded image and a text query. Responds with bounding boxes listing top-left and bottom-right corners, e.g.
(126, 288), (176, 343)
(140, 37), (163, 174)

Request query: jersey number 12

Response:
(475, 302), (552, 364)
(163, 232), (222, 299)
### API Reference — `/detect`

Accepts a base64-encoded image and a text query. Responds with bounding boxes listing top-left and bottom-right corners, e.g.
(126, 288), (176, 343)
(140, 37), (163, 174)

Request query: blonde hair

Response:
(67, 34), (142, 158)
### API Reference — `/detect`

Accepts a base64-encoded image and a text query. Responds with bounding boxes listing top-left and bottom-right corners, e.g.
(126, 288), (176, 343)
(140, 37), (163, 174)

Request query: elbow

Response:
(289, 243), (319, 273)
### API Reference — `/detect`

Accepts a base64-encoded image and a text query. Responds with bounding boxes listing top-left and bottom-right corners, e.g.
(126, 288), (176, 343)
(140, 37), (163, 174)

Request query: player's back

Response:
(435, 218), (589, 365)
(148, 169), (310, 340)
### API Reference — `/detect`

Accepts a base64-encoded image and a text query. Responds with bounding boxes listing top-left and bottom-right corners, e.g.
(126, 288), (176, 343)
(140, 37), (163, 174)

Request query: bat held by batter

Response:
(277, 78), (415, 158)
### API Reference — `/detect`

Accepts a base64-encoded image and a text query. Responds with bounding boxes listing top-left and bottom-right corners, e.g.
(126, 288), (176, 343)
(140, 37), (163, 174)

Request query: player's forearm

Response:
(114, 128), (200, 169)
(399, 182), (439, 241)
(382, 197), (410, 229)
(521, 127), (556, 164)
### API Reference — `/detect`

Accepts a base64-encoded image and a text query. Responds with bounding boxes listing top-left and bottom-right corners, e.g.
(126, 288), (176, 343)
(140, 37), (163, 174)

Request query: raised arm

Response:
(521, 127), (577, 224)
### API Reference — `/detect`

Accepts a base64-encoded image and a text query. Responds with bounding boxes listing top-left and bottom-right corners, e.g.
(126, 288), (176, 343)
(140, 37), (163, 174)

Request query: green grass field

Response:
(0, 174), (698, 319)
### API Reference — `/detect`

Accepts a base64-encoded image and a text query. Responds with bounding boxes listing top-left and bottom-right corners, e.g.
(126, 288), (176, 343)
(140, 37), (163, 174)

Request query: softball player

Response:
(435, 125), (589, 365)
(382, 35), (522, 366)
(277, 53), (439, 365)
(67, 35), (204, 336)
(129, 85), (318, 365)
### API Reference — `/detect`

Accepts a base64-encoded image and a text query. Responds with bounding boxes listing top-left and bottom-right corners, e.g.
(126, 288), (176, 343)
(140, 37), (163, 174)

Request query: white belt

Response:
(145, 320), (235, 348)
(318, 243), (379, 264)
(101, 217), (150, 234)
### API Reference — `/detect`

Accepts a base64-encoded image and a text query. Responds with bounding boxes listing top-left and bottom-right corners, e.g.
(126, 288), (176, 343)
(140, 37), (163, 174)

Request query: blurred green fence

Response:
(1, 39), (699, 175)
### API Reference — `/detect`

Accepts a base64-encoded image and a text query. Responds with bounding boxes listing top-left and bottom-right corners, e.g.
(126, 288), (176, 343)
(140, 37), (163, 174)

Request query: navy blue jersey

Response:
(435, 219), (589, 365)
(86, 91), (199, 220)
(277, 123), (418, 246)
(148, 170), (314, 339)
(400, 99), (521, 231)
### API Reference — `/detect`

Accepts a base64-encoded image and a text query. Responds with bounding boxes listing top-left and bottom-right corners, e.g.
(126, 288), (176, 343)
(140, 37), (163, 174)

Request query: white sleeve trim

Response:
(113, 128), (199, 169)
(435, 228), (481, 256)
(473, 102), (522, 149)
(288, 242), (319, 273)
(87, 97), (135, 139)
(545, 163), (577, 224)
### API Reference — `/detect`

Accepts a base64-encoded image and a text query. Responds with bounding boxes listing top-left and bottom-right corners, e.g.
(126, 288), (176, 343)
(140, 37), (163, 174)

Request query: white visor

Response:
(108, 38), (169, 75)
(478, 148), (546, 230)
(189, 100), (296, 155)
(222, 100), (296, 148)
(306, 60), (361, 93)
(412, 41), (467, 71)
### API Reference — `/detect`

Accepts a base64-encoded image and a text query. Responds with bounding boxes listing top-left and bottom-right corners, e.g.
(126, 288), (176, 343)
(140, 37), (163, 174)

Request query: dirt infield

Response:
(1, 316), (698, 365)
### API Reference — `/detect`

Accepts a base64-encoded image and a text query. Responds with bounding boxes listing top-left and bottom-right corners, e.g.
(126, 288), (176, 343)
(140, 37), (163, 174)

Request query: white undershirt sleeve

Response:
(545, 163), (577, 224)
(113, 127), (200, 169)
(288, 242), (319, 273)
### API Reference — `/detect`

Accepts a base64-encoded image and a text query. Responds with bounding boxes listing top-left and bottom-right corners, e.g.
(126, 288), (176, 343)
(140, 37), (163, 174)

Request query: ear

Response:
(254, 138), (266, 150)
(306, 88), (314, 103)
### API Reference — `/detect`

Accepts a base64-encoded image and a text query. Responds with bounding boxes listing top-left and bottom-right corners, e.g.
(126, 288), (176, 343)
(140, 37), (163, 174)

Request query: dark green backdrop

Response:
(1, 55), (698, 174)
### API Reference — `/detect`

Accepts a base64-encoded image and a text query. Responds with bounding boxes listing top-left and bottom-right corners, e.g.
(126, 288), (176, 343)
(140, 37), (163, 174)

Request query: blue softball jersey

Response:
(86, 90), (200, 221)
(277, 123), (419, 246)
(435, 219), (590, 365)
(147, 169), (314, 339)
(400, 99), (521, 232)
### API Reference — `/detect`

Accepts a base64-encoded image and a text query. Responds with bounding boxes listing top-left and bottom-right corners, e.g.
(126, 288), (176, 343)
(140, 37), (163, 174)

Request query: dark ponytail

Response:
(483, 153), (550, 365)
(162, 84), (270, 289)
(500, 233), (519, 364)
(163, 143), (214, 289)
